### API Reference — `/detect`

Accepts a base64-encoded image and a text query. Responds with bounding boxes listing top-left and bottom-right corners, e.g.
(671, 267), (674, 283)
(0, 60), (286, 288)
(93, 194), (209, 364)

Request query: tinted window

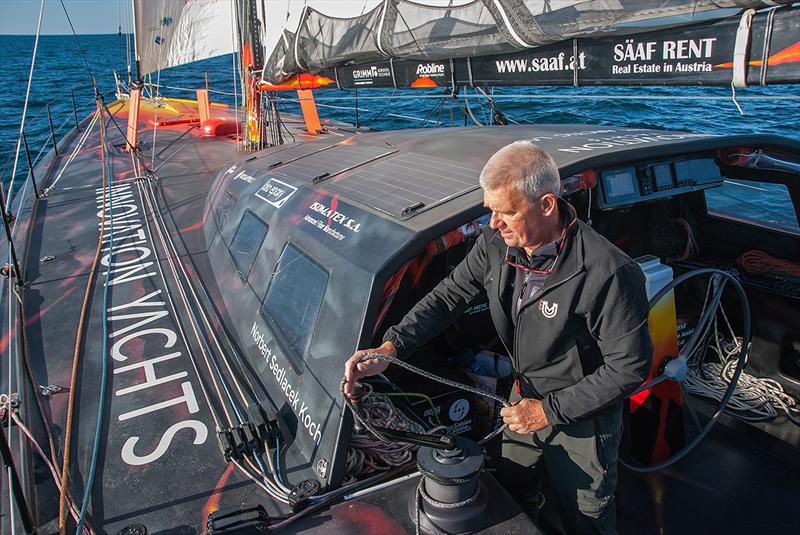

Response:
(705, 179), (799, 236)
(261, 244), (328, 368)
(230, 210), (269, 280)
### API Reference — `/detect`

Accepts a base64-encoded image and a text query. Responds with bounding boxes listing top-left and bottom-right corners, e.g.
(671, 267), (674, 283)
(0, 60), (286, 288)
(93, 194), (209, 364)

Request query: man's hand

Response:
(500, 398), (549, 434)
(343, 341), (397, 399)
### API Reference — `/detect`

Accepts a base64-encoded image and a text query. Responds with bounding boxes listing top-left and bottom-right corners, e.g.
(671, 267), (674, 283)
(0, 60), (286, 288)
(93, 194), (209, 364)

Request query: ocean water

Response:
(1, 33), (799, 190)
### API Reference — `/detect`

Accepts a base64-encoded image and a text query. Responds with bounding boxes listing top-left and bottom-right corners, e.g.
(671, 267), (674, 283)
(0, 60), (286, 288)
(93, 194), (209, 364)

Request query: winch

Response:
(347, 380), (491, 534)
(414, 434), (488, 534)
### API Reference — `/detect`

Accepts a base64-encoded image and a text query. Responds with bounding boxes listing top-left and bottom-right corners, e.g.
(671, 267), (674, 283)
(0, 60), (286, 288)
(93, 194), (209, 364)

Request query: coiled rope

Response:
(345, 353), (511, 445)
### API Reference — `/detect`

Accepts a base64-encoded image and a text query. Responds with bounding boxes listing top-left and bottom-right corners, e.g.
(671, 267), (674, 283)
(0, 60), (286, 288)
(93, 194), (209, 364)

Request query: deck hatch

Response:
(326, 152), (479, 219)
(271, 144), (396, 183)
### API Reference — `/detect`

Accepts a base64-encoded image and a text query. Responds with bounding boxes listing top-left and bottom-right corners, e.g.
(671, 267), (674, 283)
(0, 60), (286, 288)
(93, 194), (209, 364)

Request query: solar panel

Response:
(271, 144), (396, 183)
(259, 143), (336, 169)
(327, 152), (479, 219)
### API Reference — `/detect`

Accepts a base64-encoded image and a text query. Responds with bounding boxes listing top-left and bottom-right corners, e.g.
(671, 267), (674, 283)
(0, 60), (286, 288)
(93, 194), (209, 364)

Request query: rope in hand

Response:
(343, 353), (511, 445)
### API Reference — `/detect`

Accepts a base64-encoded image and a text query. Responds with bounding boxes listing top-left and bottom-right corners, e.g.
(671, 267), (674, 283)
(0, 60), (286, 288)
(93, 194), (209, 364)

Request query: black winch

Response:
(414, 434), (488, 534)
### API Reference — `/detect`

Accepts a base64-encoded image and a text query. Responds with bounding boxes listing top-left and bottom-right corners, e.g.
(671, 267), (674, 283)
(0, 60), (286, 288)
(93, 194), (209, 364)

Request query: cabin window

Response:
(260, 243), (328, 368)
(230, 209), (269, 280)
(705, 179), (799, 236)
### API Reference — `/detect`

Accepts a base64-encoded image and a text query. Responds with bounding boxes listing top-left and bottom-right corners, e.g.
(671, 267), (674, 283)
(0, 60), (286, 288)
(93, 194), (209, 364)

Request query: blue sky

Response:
(0, 0), (123, 35)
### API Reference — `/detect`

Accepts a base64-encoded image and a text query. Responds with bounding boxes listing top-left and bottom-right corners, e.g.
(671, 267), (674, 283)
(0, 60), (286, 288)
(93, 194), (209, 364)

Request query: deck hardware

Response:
(0, 393), (21, 425)
(114, 525), (147, 535)
(216, 422), (268, 461)
(39, 384), (66, 397)
(402, 201), (425, 216)
(288, 479), (322, 512)
(315, 458), (328, 479)
(207, 504), (269, 534)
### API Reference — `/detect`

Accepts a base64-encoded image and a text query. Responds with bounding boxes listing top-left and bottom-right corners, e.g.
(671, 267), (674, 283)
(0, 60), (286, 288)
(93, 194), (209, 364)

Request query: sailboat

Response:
(1, 1), (799, 533)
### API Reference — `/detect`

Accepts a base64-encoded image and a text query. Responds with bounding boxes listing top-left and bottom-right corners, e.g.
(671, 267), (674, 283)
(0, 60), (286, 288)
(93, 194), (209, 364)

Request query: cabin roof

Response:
(243, 124), (798, 230)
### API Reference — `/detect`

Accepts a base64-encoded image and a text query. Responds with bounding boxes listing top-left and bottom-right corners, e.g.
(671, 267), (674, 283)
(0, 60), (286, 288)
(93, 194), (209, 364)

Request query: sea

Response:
(1, 34), (798, 203)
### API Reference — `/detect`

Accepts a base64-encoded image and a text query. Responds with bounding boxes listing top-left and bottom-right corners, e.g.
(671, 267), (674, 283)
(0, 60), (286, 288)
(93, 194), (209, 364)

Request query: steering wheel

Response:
(621, 268), (751, 473)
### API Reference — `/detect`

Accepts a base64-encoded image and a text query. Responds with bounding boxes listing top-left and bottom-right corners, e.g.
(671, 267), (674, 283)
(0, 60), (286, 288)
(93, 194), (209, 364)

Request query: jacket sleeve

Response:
(541, 262), (653, 426)
(383, 235), (489, 359)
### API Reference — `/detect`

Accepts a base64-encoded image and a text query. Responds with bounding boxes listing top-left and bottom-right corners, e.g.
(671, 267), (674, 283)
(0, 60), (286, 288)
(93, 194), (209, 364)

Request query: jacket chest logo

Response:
(539, 300), (558, 319)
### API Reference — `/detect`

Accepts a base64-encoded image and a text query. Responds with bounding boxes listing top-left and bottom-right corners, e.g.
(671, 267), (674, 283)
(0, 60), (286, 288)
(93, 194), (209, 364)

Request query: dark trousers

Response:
(497, 397), (623, 535)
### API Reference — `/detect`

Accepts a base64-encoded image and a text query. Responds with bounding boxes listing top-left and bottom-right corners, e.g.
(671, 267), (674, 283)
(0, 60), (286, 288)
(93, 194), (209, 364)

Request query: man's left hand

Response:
(500, 398), (549, 434)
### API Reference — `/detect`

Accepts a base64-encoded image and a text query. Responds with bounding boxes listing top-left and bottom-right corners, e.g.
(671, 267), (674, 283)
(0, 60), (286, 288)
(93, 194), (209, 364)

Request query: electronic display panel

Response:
(605, 170), (636, 198)
(653, 163), (674, 190)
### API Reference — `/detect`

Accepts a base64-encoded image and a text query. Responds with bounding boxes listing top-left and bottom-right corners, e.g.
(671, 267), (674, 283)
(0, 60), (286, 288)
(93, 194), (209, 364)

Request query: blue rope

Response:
(76, 104), (113, 533)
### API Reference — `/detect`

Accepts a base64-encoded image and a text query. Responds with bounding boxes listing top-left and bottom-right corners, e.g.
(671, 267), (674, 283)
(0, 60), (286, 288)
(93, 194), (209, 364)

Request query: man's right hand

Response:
(343, 341), (397, 399)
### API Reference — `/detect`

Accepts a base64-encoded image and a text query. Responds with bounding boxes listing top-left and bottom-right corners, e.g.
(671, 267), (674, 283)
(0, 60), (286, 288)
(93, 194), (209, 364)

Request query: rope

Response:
(346, 353), (510, 445)
(42, 110), (100, 196)
(415, 478), (483, 535)
(133, 180), (225, 429)
(7, 412), (91, 532)
(58, 96), (106, 534)
(142, 178), (250, 419)
(738, 249), (800, 277)
(76, 99), (114, 534)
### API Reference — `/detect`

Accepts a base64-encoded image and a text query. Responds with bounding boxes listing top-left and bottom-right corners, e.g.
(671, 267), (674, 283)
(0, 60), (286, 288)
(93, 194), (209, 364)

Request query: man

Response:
(344, 141), (652, 534)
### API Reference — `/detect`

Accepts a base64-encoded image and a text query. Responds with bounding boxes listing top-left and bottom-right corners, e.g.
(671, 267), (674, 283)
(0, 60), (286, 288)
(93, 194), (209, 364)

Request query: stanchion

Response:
(46, 103), (59, 157)
(0, 177), (24, 284)
(20, 132), (40, 199)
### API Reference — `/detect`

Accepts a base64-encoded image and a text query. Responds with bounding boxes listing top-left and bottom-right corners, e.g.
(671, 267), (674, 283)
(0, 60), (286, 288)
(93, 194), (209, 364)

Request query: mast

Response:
(130, 0), (141, 83)
(236, 0), (266, 151)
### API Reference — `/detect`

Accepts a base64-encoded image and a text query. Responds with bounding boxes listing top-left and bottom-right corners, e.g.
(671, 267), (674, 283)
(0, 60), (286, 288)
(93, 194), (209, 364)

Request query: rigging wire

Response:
(58, 0), (96, 85)
(6, 0), (44, 212)
(305, 93), (800, 102)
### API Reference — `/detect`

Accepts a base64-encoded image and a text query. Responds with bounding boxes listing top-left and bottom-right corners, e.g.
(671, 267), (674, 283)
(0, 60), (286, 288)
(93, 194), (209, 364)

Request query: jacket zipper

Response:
(511, 266), (582, 400)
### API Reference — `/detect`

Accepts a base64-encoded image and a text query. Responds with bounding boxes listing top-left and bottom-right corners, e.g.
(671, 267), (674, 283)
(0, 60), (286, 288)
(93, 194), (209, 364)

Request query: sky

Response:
(0, 0), (467, 36)
(0, 0), (124, 35)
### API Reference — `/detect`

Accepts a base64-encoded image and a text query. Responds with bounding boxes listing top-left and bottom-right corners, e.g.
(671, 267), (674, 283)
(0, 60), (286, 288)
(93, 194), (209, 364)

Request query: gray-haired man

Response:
(345, 141), (652, 534)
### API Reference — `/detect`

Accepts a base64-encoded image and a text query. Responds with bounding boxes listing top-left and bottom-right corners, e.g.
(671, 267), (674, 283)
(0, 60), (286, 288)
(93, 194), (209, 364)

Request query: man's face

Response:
(483, 184), (547, 250)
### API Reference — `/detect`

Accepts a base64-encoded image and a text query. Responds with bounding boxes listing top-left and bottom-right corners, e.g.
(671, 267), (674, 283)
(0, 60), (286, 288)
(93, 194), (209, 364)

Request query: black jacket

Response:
(384, 217), (653, 427)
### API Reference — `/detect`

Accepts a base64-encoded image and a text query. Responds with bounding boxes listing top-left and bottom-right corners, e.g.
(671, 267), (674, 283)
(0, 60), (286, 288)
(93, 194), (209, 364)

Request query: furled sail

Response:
(262, 0), (799, 88)
(133, 0), (238, 77)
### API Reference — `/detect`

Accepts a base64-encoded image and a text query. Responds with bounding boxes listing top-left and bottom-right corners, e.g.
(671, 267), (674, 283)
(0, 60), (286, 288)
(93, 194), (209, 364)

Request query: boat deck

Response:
(1, 97), (797, 534)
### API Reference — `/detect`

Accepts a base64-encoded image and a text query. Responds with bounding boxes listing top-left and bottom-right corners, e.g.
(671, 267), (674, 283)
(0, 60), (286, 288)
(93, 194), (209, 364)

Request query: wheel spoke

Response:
(680, 384), (703, 433)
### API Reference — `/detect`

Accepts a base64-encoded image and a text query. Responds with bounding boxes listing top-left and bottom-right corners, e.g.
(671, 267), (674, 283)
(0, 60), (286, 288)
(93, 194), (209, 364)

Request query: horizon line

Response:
(0, 32), (128, 36)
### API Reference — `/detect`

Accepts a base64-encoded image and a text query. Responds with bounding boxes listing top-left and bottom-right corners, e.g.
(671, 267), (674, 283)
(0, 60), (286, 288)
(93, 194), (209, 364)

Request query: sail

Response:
(133, 0), (237, 77)
(262, 0), (798, 87)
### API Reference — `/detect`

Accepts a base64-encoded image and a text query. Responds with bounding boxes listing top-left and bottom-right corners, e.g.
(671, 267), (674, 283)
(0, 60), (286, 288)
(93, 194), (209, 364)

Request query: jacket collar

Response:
(489, 198), (584, 295)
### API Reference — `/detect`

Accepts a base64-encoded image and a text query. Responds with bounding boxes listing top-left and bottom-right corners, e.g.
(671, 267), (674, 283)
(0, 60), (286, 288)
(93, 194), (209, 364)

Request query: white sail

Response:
(134, 0), (237, 77)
